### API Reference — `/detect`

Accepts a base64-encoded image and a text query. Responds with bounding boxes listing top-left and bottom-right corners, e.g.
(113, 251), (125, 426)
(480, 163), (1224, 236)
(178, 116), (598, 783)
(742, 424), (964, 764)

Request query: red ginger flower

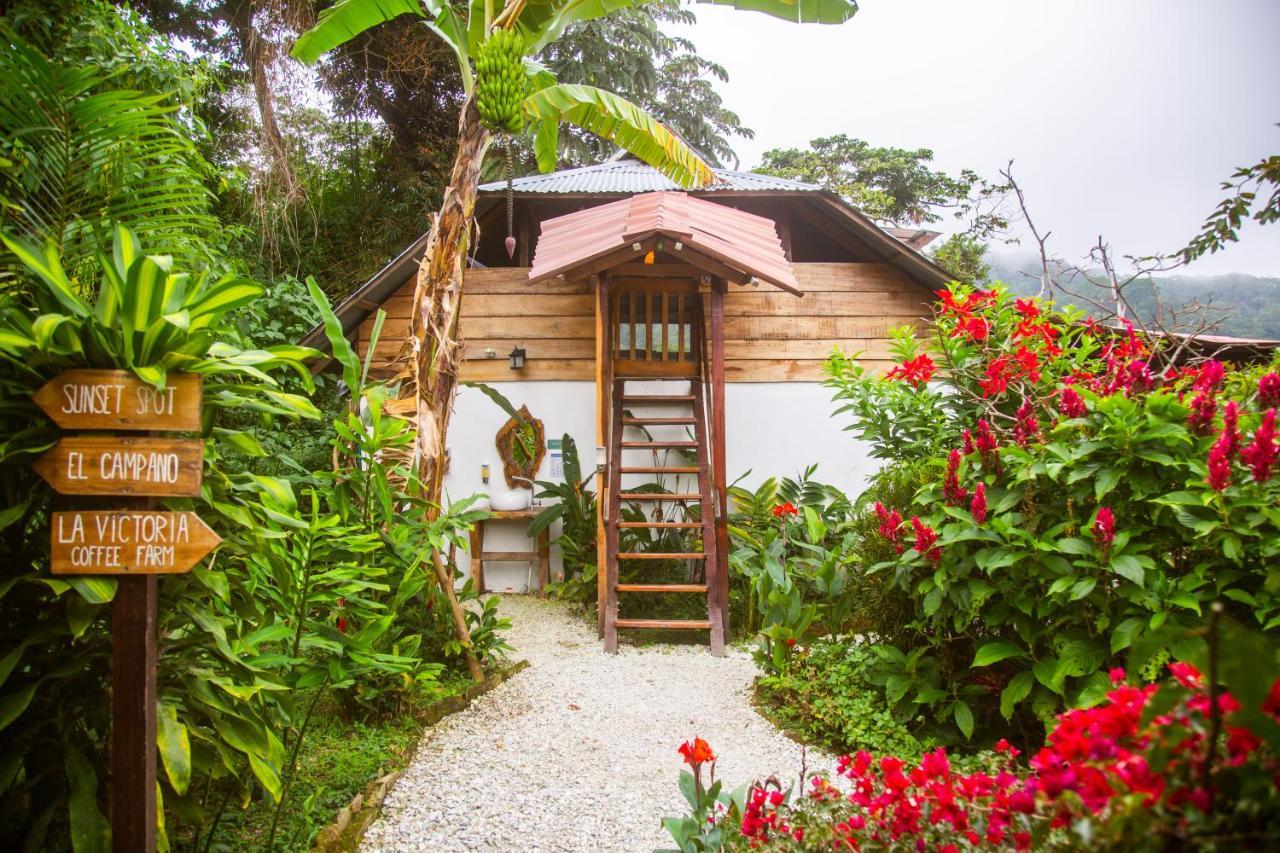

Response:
(1207, 430), (1233, 491)
(885, 353), (936, 386)
(1013, 399), (1040, 447)
(1187, 391), (1217, 435)
(943, 449), (967, 505)
(874, 502), (904, 553)
(970, 482), (987, 523)
(975, 419), (999, 454)
(1060, 386), (1087, 419)
(1092, 506), (1115, 547)
(1193, 360), (1225, 392)
(772, 501), (798, 518)
(1260, 372), (1280, 408)
(678, 737), (715, 766)
(1240, 407), (1278, 483)
(911, 516), (940, 562)
(1223, 401), (1241, 454)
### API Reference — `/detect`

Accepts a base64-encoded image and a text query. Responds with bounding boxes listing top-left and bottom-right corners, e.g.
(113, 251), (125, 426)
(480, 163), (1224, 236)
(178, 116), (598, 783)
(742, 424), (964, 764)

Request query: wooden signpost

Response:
(34, 369), (214, 853)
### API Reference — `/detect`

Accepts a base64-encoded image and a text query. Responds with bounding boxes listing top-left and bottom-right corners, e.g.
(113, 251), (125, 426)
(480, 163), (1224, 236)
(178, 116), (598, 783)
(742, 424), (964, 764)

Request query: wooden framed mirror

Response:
(495, 405), (545, 487)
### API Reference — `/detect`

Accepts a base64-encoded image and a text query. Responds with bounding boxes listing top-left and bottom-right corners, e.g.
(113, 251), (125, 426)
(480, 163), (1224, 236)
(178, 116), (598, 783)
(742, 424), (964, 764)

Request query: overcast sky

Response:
(672, 0), (1280, 277)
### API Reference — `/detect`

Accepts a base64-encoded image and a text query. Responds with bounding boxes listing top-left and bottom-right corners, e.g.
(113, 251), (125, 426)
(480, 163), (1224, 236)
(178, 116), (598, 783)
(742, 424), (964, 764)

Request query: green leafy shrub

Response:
(757, 642), (929, 759)
(824, 283), (1280, 744)
(532, 434), (599, 603)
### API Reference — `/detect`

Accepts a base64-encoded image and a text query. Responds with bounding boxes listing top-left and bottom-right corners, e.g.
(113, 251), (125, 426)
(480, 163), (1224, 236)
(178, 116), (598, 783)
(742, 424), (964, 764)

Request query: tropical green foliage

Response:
(531, 434), (599, 602)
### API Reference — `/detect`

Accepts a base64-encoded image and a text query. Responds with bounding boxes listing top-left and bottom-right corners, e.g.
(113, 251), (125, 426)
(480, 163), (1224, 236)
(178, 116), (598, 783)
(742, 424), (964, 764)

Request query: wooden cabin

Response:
(305, 156), (954, 654)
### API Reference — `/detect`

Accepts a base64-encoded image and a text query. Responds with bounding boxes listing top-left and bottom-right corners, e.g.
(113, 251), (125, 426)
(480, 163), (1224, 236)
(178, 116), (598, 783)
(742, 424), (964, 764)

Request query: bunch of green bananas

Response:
(474, 28), (529, 134)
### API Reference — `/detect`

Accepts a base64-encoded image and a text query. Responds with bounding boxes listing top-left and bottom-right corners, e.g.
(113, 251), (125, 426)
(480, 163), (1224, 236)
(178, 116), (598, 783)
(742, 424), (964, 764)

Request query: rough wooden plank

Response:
(616, 583), (708, 593)
(617, 552), (707, 560)
(33, 370), (202, 432)
(460, 359), (594, 382)
(112, 575), (157, 853)
(51, 510), (221, 575)
(35, 437), (203, 497)
(479, 551), (537, 562)
(723, 315), (925, 340)
(723, 338), (895, 361)
(725, 290), (929, 317)
(463, 338), (595, 361)
(725, 358), (896, 382)
(614, 618), (711, 630)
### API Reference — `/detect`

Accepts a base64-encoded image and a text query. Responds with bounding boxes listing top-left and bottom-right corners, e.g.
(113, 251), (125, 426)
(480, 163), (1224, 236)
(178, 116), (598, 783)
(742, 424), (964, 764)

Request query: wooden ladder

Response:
(604, 377), (725, 655)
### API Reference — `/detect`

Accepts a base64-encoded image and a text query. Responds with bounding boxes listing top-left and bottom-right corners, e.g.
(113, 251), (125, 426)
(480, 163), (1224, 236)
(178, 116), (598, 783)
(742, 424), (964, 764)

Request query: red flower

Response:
(961, 428), (975, 455)
(874, 502), (904, 553)
(1013, 345), (1041, 383)
(1169, 661), (1202, 689)
(911, 516), (940, 563)
(336, 616), (349, 633)
(1092, 507), (1115, 547)
(1262, 679), (1280, 719)
(1260, 372), (1280, 408)
(1207, 430), (1233, 491)
(678, 737), (715, 766)
(1013, 399), (1040, 447)
(1109, 667), (1126, 684)
(1240, 408), (1278, 483)
(975, 419), (999, 454)
(1015, 298), (1040, 319)
(772, 502), (799, 518)
(1193, 360), (1225, 392)
(1060, 387), (1087, 419)
(885, 353), (937, 387)
(970, 482), (987, 524)
(943, 449), (968, 505)
(1186, 391), (1217, 435)
(980, 355), (1013, 397)
(1223, 401), (1241, 454)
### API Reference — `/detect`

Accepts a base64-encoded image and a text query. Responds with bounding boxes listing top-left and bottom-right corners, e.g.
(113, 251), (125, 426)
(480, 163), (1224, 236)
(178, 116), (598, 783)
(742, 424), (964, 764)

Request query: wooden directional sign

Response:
(34, 369), (202, 431)
(34, 436), (203, 497)
(51, 511), (221, 575)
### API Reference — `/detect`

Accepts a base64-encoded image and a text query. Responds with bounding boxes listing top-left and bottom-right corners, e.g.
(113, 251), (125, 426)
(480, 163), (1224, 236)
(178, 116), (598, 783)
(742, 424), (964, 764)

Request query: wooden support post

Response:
(469, 521), (485, 593)
(537, 527), (551, 599)
(593, 274), (609, 637)
(432, 549), (485, 683)
(710, 279), (731, 631)
(112, 573), (158, 853)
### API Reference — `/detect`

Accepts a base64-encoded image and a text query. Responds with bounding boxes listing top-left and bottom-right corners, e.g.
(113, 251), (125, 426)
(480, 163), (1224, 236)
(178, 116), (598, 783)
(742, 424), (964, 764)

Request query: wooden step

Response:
(624, 417), (695, 425)
(621, 441), (697, 449)
(619, 466), (699, 474)
(621, 395), (695, 405)
(479, 551), (536, 562)
(617, 552), (706, 560)
(619, 493), (702, 501)
(615, 618), (712, 630)
(616, 521), (702, 529)
(616, 583), (708, 593)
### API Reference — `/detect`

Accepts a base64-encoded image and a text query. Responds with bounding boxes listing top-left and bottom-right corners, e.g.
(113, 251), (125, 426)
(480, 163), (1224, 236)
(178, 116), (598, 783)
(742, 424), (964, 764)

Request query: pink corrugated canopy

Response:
(528, 191), (801, 294)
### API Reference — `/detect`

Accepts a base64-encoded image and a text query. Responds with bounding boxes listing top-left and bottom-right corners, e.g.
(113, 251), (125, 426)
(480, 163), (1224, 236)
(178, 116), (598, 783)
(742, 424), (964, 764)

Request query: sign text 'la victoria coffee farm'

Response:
(35, 369), (220, 575)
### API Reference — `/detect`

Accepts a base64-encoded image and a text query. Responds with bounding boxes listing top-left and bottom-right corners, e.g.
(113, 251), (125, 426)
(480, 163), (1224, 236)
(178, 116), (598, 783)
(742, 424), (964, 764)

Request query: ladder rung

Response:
(619, 493), (702, 501)
(621, 395), (695, 405)
(615, 619), (712, 630)
(479, 551), (537, 562)
(616, 521), (701, 529)
(616, 583), (708, 593)
(624, 417), (695, 425)
(621, 441), (697, 449)
(619, 466), (699, 474)
(617, 552), (706, 560)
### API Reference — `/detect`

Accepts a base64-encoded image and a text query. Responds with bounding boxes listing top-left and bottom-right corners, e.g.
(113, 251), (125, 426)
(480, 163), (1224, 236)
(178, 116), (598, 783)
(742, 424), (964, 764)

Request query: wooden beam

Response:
(710, 279), (730, 632)
(593, 274), (608, 639)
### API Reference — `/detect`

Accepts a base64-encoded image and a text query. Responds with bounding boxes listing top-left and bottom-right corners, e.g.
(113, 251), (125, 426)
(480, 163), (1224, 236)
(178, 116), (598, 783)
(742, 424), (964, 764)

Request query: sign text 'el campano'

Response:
(34, 369), (202, 431)
(51, 511), (221, 575)
(34, 436), (203, 497)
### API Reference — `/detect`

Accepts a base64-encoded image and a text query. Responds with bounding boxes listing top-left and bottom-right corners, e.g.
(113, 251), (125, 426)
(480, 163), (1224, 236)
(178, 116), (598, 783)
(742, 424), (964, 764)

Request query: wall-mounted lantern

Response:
(595, 445), (607, 474)
(508, 345), (526, 370)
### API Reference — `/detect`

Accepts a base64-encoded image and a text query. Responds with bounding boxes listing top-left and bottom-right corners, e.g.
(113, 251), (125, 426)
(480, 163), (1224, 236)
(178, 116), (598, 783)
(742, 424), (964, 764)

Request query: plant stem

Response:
(265, 677), (329, 852)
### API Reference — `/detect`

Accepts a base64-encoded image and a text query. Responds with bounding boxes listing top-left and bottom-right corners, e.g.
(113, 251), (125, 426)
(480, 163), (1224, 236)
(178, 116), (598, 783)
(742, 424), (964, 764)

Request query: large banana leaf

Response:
(514, 0), (638, 54)
(524, 84), (714, 189)
(696, 0), (859, 24)
(291, 0), (436, 63)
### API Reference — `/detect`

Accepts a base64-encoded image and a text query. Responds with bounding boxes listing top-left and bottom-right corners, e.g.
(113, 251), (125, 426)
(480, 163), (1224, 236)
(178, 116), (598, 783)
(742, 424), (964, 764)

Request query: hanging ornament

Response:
(504, 139), (517, 259)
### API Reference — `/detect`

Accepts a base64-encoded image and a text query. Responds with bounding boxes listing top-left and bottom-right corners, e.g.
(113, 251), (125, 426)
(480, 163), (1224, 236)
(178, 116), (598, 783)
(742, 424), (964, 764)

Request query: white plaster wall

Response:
(446, 381), (879, 591)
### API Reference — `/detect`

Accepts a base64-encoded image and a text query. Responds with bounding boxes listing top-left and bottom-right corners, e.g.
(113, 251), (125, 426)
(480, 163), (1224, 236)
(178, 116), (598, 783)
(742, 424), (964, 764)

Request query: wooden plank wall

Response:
(356, 263), (930, 382)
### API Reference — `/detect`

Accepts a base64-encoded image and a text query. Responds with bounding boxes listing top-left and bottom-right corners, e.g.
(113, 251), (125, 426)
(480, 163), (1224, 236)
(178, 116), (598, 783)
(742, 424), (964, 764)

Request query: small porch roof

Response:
(528, 191), (801, 294)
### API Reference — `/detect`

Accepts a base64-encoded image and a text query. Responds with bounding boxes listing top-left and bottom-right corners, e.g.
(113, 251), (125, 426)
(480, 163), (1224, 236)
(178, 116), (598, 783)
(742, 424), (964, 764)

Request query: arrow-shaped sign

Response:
(35, 436), (203, 497)
(33, 370), (201, 431)
(51, 511), (221, 575)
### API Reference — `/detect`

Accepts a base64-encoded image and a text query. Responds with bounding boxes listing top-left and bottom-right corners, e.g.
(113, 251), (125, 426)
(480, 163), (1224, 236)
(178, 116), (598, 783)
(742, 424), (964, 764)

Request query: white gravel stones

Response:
(360, 595), (834, 852)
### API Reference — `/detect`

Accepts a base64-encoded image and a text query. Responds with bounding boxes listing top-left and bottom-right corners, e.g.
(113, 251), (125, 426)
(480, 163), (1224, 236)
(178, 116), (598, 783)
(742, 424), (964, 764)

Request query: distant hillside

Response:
(985, 252), (1280, 341)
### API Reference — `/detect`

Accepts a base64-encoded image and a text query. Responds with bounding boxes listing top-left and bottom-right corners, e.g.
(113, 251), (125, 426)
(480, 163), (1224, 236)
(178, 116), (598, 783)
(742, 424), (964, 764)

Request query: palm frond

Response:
(522, 84), (714, 189)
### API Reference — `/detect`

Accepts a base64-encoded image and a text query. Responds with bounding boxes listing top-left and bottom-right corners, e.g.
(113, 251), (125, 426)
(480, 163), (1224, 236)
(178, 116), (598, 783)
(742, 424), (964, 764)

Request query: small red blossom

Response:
(1059, 386), (1087, 419)
(1092, 507), (1115, 548)
(911, 516), (940, 563)
(1223, 401), (1241, 454)
(1193, 360), (1226, 392)
(678, 737), (715, 766)
(1013, 399), (1040, 447)
(772, 502), (799, 518)
(980, 355), (1013, 397)
(1014, 298), (1040, 319)
(1109, 668), (1126, 684)
(1169, 661), (1203, 690)
(1187, 391), (1217, 436)
(955, 314), (990, 342)
(1240, 408), (1278, 483)
(885, 353), (937, 387)
(1207, 430), (1233, 491)
(874, 502), (904, 554)
(970, 482), (987, 524)
(1260, 372), (1280, 408)
(943, 449), (968, 505)
(1013, 345), (1041, 383)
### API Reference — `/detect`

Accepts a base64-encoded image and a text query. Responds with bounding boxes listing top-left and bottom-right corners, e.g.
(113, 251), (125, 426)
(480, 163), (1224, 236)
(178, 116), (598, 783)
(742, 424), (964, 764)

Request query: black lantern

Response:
(508, 345), (526, 370)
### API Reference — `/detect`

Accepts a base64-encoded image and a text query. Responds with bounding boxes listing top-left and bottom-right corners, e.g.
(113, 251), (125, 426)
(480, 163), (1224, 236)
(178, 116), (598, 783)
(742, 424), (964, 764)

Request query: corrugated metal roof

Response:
(529, 191), (801, 294)
(479, 159), (821, 195)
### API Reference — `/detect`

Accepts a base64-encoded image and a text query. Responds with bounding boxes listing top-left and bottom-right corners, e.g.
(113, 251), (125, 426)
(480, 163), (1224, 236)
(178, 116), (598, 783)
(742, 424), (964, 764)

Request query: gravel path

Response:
(361, 595), (834, 852)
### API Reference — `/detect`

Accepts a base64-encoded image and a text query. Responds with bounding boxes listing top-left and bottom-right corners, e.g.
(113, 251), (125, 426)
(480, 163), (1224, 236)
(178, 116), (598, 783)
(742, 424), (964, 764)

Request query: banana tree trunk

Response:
(401, 97), (492, 683)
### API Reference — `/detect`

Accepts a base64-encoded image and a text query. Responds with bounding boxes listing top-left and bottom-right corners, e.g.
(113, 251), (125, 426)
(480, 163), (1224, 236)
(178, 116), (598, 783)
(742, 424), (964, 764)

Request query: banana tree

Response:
(292, 0), (858, 510)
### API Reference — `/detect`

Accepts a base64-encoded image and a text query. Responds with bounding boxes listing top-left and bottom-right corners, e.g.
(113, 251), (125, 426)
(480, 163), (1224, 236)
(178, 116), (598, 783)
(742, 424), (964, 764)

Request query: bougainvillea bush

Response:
(821, 285), (1280, 743)
(665, 625), (1280, 851)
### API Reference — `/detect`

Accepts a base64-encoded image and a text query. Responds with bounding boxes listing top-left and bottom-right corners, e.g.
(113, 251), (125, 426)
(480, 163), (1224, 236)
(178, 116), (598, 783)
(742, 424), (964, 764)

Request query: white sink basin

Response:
(489, 489), (531, 511)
